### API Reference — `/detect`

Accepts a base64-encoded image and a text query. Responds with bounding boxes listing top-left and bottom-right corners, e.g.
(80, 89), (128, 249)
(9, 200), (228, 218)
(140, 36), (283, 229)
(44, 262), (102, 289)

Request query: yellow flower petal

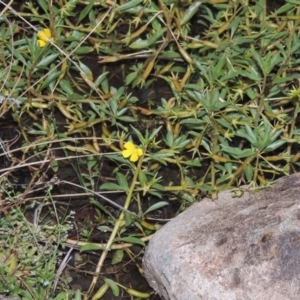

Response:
(37, 39), (47, 47)
(37, 28), (51, 42)
(122, 149), (132, 158)
(137, 148), (143, 156)
(130, 152), (139, 162)
(122, 141), (143, 162)
(43, 28), (51, 38)
(124, 141), (135, 150)
(37, 28), (51, 47)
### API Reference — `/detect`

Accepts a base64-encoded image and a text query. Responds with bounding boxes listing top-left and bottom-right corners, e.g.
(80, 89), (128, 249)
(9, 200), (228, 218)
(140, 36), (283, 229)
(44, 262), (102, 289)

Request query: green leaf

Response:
(104, 278), (120, 296)
(77, 0), (96, 24)
(51, 160), (59, 172)
(180, 1), (202, 26)
(40, 71), (61, 90)
(245, 87), (257, 100)
(73, 46), (93, 55)
(125, 212), (133, 226)
(130, 125), (145, 143)
(37, 0), (49, 15)
(117, 116), (136, 122)
(230, 16), (240, 38)
(221, 145), (255, 159)
(180, 118), (206, 126)
(183, 158), (202, 167)
(78, 60), (93, 81)
(53, 292), (70, 300)
(100, 183), (124, 191)
(214, 53), (226, 76)
(270, 128), (283, 143)
(129, 28), (166, 49)
(115, 0), (144, 11)
(201, 139), (211, 153)
(149, 152), (174, 165)
(151, 183), (166, 191)
(116, 173), (129, 191)
(149, 126), (163, 141)
(244, 165), (253, 182)
(98, 225), (112, 232)
(264, 140), (286, 152)
(111, 250), (124, 265)
(143, 201), (169, 215)
(94, 72), (109, 89)
(181, 192), (196, 203)
(237, 125), (257, 144)
(125, 71), (139, 85)
(59, 79), (74, 95)
(275, 3), (294, 14)
(138, 170), (147, 187)
(80, 243), (100, 252)
(36, 53), (59, 68)
(116, 236), (145, 246)
(239, 69), (261, 81)
(74, 290), (82, 300)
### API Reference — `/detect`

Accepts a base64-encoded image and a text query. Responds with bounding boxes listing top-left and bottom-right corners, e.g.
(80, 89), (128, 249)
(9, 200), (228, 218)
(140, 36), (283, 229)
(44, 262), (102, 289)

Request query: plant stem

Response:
(86, 152), (145, 299)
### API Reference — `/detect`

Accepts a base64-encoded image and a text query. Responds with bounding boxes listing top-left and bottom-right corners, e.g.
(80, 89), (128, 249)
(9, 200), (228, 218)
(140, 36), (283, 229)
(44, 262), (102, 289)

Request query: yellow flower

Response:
(122, 141), (143, 162)
(37, 28), (51, 47)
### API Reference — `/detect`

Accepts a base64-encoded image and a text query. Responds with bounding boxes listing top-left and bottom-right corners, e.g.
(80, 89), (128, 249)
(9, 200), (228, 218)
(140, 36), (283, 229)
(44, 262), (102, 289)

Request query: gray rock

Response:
(143, 173), (300, 300)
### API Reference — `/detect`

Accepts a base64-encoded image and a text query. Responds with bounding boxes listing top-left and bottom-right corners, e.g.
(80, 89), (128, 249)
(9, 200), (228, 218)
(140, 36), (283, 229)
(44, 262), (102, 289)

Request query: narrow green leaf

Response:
(73, 46), (93, 55)
(130, 125), (144, 142)
(180, 2), (202, 26)
(181, 192), (196, 203)
(116, 236), (145, 246)
(104, 278), (120, 296)
(138, 170), (147, 187)
(98, 226), (112, 232)
(270, 128), (283, 143)
(94, 72), (109, 89)
(51, 160), (59, 172)
(53, 292), (69, 300)
(80, 243), (100, 252)
(74, 290), (82, 300)
(149, 126), (163, 141)
(115, 0), (144, 11)
(151, 183), (166, 191)
(77, 0), (96, 24)
(264, 140), (286, 152)
(78, 60), (93, 81)
(59, 79), (74, 95)
(126, 71), (139, 85)
(230, 16), (240, 38)
(245, 87), (257, 100)
(275, 3), (294, 14)
(129, 28), (166, 49)
(40, 71), (61, 90)
(116, 173), (129, 191)
(221, 145), (254, 159)
(237, 124), (257, 144)
(183, 158), (202, 167)
(117, 116), (136, 122)
(100, 183), (124, 191)
(37, 0), (49, 15)
(244, 165), (253, 182)
(143, 201), (169, 215)
(36, 53), (59, 68)
(111, 250), (124, 265)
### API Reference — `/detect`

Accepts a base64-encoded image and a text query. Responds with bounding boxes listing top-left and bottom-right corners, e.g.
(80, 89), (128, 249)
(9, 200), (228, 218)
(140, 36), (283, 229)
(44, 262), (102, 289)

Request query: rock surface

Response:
(143, 174), (300, 300)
